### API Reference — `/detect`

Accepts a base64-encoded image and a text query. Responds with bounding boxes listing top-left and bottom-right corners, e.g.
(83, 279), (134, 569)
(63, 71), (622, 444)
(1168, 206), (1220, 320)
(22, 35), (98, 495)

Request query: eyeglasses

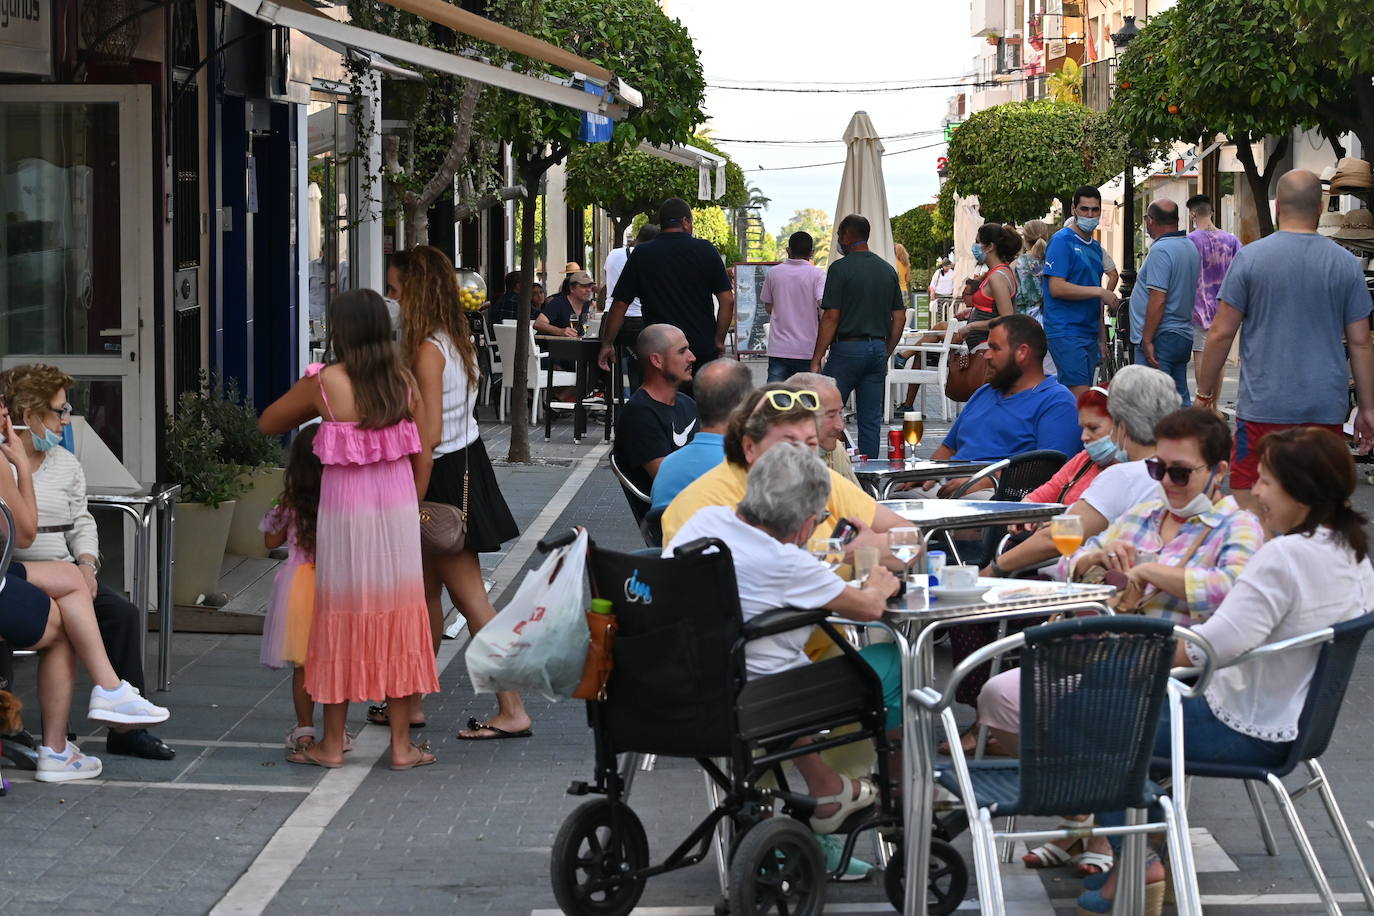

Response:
(814, 509), (831, 528)
(1144, 456), (1206, 485)
(760, 389), (820, 412)
(50, 403), (72, 420)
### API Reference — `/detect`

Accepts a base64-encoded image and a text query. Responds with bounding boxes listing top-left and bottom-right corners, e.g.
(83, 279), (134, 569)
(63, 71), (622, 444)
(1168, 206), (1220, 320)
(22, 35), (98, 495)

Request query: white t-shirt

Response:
(1077, 459), (1159, 523)
(604, 246), (642, 318)
(664, 506), (846, 678)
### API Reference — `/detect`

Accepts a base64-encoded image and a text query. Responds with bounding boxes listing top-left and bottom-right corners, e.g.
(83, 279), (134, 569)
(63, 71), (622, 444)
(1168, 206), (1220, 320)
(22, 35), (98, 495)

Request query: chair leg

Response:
(704, 765), (730, 897)
(1307, 758), (1374, 910)
(999, 815), (1017, 863)
(1245, 779), (1281, 856)
(1160, 796), (1202, 916)
(1267, 771), (1344, 916)
(973, 807), (1008, 916)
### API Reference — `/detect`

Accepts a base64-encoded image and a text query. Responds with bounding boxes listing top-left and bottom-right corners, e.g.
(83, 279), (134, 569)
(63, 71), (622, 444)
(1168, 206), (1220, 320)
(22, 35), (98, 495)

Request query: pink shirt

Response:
(761, 259), (827, 359)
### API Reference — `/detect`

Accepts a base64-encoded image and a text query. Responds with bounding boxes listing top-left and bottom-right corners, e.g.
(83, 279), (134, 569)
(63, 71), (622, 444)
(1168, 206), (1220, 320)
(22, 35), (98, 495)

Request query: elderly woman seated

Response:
(977, 407), (1264, 877)
(1063, 426), (1373, 913)
(0, 364), (175, 761)
(664, 442), (902, 839)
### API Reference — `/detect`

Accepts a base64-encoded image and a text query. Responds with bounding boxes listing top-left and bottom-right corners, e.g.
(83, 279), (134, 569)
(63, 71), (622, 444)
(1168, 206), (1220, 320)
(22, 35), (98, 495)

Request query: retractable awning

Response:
(639, 141), (728, 201)
(225, 0), (634, 119)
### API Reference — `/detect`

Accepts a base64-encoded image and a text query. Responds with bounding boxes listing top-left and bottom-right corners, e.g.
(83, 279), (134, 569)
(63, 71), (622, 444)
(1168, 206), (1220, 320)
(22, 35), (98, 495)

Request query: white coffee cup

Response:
(944, 565), (979, 589)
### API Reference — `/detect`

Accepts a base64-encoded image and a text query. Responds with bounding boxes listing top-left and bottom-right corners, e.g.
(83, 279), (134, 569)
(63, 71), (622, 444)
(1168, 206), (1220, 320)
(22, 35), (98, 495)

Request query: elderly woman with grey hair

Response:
(664, 442), (902, 837)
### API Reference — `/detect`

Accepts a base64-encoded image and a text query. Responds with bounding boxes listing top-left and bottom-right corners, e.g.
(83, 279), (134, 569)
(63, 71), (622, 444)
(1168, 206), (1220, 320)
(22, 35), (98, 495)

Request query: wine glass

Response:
(1050, 515), (1085, 581)
(809, 538), (846, 573)
(888, 526), (922, 586)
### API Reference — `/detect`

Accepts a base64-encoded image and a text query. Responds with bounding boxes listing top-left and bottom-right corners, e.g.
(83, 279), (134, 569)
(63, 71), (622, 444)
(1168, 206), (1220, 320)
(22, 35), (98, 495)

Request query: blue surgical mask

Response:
(1084, 434), (1118, 467)
(32, 425), (63, 452)
(61, 424), (74, 452)
(1110, 430), (1130, 464)
(971, 242), (986, 265)
(1075, 216), (1101, 233)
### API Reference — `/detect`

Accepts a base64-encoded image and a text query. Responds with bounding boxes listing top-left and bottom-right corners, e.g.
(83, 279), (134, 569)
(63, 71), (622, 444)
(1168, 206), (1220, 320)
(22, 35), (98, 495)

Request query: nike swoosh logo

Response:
(672, 419), (697, 448)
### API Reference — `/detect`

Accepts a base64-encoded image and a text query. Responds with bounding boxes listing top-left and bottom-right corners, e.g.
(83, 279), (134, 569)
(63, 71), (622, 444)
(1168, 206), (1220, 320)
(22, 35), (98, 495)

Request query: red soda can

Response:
(888, 428), (905, 460)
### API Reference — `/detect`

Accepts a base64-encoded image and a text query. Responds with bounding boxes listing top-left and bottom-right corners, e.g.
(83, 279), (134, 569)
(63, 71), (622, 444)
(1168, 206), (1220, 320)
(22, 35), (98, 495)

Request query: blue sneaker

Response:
(817, 833), (874, 882)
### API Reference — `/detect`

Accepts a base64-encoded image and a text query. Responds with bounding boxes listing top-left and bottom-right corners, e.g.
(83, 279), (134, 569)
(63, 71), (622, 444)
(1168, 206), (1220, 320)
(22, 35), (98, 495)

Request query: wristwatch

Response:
(77, 557), (101, 574)
(988, 560), (1007, 577)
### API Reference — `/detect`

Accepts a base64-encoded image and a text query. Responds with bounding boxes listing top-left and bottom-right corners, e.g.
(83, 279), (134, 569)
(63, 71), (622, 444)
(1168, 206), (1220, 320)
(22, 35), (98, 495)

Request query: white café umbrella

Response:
(829, 111), (895, 267)
(951, 192), (984, 295)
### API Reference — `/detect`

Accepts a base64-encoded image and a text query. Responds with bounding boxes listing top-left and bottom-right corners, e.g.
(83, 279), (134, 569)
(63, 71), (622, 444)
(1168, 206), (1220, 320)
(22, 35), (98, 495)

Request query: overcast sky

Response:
(665, 0), (979, 237)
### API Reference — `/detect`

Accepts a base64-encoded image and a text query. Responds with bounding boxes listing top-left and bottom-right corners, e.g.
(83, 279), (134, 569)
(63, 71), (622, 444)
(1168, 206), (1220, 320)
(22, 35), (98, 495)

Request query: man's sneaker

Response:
(34, 743), (103, 783)
(817, 832), (875, 882)
(87, 681), (170, 726)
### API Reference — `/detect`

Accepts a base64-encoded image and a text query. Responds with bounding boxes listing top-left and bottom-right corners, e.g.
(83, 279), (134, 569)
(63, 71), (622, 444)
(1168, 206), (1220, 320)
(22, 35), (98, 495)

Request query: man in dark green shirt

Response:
(810, 214), (905, 457)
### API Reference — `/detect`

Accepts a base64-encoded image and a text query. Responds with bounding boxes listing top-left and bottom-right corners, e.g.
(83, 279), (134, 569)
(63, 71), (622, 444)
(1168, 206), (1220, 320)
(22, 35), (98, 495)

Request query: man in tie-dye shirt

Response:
(1186, 194), (1242, 387)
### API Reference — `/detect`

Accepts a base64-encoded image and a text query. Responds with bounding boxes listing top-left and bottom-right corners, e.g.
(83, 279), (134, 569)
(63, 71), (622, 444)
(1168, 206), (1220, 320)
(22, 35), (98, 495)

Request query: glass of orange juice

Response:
(1050, 515), (1084, 581)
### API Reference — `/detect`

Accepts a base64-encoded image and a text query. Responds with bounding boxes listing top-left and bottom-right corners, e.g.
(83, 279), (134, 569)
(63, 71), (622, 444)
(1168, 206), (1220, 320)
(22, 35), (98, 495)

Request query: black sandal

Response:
(366, 702), (426, 729)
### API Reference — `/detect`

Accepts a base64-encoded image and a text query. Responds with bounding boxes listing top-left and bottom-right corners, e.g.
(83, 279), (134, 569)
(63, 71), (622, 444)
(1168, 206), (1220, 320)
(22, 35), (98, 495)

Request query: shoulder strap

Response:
(317, 366), (337, 421)
(1057, 458), (1097, 504)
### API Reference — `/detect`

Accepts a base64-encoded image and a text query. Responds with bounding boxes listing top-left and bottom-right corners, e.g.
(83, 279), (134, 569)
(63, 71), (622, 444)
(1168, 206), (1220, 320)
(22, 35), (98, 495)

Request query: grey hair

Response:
(738, 442), (831, 539)
(784, 371), (839, 396)
(1108, 365), (1182, 445)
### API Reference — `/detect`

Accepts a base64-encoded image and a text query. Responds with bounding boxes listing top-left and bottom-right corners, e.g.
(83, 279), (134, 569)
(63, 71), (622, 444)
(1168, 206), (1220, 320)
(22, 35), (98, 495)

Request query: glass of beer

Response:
(903, 410), (924, 449)
(1050, 515), (1085, 581)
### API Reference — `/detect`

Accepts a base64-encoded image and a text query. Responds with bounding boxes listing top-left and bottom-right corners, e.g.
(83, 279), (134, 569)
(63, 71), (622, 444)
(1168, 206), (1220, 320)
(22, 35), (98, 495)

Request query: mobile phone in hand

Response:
(831, 517), (859, 546)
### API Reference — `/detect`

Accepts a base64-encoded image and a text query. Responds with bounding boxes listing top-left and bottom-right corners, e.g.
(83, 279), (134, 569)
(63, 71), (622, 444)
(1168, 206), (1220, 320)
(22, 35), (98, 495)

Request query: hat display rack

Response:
(1321, 159), (1374, 268)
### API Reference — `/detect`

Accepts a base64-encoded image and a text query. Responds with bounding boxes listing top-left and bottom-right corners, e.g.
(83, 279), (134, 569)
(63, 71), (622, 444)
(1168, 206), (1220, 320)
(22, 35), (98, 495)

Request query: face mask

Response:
(1159, 469), (1217, 518)
(971, 242), (986, 265)
(31, 425), (63, 452)
(1075, 216), (1101, 233)
(61, 424), (74, 452)
(1084, 434), (1118, 467)
(837, 239), (850, 255)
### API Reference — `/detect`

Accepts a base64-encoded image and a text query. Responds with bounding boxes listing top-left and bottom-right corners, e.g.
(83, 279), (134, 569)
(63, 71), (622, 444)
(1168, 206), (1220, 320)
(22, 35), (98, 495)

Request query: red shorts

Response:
(1230, 419), (1344, 489)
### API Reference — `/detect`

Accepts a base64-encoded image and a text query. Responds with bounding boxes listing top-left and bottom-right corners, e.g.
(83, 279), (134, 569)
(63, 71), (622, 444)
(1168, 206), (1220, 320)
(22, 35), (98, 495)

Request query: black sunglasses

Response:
(1144, 456), (1206, 486)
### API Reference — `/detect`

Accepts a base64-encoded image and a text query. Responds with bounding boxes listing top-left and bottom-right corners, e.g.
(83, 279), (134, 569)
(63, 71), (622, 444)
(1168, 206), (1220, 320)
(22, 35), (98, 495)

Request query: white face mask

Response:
(1158, 469), (1218, 518)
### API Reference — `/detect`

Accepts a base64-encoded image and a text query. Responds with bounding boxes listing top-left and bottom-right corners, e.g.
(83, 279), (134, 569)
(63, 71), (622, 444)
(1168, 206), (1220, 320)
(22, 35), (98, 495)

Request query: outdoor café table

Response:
(537, 335), (611, 444)
(853, 458), (992, 499)
(885, 578), (1118, 915)
(85, 483), (181, 691)
(879, 498), (1067, 565)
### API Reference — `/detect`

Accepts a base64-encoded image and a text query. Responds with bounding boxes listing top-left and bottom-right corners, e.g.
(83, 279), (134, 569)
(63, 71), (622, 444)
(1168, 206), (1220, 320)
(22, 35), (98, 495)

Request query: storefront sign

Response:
(0, 0), (52, 77)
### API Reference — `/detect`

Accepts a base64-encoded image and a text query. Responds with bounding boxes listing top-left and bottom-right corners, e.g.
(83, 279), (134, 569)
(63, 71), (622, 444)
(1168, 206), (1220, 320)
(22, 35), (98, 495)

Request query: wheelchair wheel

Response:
(550, 799), (649, 916)
(727, 818), (827, 916)
(882, 838), (968, 916)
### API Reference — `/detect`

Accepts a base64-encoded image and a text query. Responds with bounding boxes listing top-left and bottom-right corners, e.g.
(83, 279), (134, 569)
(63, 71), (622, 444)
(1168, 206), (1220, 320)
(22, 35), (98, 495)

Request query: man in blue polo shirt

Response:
(929, 314), (1082, 470)
(1042, 185), (1120, 394)
(1130, 198), (1201, 405)
(650, 359), (755, 512)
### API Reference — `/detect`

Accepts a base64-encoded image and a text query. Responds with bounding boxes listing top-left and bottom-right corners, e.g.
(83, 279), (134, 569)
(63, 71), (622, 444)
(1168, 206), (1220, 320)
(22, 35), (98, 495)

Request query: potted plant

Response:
(165, 387), (249, 606)
(206, 375), (287, 557)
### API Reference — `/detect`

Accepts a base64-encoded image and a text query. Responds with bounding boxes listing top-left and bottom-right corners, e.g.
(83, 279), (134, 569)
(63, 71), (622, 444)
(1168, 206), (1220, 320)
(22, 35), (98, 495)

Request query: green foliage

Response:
(910, 266), (933, 293)
(891, 204), (950, 268)
(690, 206), (735, 264)
(1288, 0), (1374, 78)
(776, 209), (834, 268)
(565, 135), (747, 229)
(946, 100), (1127, 223)
(204, 376), (285, 470)
(164, 394), (249, 509)
(933, 182), (956, 243)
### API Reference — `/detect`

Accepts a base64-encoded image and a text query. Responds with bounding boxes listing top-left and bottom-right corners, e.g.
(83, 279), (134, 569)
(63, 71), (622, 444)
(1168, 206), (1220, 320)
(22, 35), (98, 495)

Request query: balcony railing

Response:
(1083, 58), (1114, 112)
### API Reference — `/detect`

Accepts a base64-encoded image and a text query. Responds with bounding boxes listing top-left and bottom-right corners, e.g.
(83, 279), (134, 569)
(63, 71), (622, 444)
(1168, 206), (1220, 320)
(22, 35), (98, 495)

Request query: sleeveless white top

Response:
(427, 330), (479, 455)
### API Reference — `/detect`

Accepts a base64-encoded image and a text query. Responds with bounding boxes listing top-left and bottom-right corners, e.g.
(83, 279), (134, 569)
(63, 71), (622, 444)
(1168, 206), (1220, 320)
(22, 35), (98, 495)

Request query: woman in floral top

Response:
(1013, 219), (1053, 319)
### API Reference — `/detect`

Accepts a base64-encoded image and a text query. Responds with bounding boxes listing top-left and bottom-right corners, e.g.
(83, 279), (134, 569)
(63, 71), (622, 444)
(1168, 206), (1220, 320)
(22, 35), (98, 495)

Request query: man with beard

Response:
(927, 314), (1082, 484)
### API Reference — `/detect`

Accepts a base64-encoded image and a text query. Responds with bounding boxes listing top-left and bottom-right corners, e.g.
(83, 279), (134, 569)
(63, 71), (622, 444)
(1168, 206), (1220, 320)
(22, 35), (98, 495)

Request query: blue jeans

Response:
(1135, 330), (1193, 406)
(825, 338), (889, 458)
(767, 356), (813, 383)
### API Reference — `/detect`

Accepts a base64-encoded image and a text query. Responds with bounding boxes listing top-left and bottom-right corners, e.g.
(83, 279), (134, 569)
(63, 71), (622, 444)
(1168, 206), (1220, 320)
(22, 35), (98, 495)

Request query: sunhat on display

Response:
(1318, 210), (1344, 237)
(1331, 209), (1374, 248)
(1329, 157), (1373, 193)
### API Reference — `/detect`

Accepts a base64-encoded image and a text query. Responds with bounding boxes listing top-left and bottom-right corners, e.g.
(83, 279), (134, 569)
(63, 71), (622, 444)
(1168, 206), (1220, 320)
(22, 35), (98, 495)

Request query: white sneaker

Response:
(87, 680), (170, 725)
(34, 743), (103, 783)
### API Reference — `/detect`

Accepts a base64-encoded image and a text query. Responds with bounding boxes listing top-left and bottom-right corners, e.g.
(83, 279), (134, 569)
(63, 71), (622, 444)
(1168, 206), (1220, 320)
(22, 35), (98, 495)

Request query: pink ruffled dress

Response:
(303, 365), (439, 705)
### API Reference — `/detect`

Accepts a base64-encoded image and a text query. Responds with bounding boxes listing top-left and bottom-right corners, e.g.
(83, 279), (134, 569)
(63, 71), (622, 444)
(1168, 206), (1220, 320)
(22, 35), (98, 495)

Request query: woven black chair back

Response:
(1283, 610), (1374, 770)
(1017, 615), (1177, 815)
(588, 537), (743, 757)
(994, 449), (1069, 502)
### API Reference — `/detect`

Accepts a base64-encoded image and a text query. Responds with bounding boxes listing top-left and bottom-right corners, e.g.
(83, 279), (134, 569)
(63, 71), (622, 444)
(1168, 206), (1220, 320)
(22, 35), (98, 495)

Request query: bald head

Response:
(635, 322), (683, 360)
(1276, 169), (1323, 229)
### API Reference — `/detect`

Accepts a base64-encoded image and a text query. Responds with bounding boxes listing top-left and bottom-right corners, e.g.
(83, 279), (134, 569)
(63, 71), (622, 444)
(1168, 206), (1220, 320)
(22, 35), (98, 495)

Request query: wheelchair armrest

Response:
(742, 607), (829, 640)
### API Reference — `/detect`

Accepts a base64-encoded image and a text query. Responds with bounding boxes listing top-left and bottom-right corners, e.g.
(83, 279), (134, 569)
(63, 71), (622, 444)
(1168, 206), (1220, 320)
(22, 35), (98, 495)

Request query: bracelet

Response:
(77, 558), (100, 573)
(1195, 392), (1216, 403)
(988, 560), (1006, 577)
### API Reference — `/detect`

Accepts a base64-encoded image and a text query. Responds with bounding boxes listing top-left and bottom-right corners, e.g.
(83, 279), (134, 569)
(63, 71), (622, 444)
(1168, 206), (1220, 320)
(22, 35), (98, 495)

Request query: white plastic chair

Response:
(491, 323), (576, 425)
(884, 321), (958, 421)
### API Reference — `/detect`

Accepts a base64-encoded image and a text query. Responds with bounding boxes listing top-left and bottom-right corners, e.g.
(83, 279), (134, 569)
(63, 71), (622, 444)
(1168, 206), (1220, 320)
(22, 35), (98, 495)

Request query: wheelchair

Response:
(546, 532), (969, 915)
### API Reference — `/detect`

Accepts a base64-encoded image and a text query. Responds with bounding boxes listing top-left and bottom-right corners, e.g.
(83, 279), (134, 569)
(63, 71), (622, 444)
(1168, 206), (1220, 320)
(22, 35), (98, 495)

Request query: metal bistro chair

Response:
(608, 452), (652, 533)
(917, 616), (1217, 916)
(942, 449), (1068, 568)
(1151, 611), (1374, 916)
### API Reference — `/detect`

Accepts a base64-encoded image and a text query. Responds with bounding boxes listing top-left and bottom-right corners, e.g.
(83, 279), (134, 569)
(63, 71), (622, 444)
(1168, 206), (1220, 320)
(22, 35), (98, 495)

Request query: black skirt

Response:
(0, 563), (52, 649)
(424, 437), (519, 553)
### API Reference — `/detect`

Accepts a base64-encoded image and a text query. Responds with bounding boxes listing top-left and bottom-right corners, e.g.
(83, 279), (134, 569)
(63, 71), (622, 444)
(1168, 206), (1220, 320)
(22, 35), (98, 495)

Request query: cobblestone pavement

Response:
(9, 363), (1374, 915)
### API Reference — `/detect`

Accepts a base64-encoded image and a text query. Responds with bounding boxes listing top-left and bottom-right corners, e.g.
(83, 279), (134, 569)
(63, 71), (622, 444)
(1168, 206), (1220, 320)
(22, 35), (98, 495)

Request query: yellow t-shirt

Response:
(662, 460), (878, 551)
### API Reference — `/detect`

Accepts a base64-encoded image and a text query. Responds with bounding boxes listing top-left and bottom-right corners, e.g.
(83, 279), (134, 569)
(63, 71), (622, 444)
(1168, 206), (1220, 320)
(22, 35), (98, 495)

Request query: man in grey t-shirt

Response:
(1130, 198), (1201, 405)
(1197, 169), (1374, 509)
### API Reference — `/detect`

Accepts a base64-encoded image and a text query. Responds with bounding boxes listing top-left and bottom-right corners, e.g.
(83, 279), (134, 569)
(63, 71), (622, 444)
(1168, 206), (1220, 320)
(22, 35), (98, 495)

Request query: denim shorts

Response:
(1046, 337), (1100, 387)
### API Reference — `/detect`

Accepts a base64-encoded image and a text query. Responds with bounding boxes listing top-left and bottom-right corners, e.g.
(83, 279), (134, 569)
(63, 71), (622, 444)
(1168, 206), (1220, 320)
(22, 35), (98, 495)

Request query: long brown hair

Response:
(397, 245), (479, 387)
(278, 424), (322, 557)
(326, 289), (414, 429)
(1259, 427), (1369, 561)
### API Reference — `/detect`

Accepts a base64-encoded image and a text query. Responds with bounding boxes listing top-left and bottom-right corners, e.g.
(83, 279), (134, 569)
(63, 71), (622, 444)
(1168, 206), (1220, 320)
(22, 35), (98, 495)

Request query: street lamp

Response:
(1112, 15), (1141, 300)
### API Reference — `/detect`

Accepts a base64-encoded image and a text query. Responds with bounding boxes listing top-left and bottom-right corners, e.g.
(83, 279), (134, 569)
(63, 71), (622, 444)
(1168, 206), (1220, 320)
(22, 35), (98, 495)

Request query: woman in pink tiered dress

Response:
(259, 289), (440, 770)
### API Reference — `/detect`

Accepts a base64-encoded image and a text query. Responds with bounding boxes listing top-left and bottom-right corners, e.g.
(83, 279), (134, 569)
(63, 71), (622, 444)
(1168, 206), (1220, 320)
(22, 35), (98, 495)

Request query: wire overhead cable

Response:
(713, 129), (943, 145)
(743, 139), (948, 172)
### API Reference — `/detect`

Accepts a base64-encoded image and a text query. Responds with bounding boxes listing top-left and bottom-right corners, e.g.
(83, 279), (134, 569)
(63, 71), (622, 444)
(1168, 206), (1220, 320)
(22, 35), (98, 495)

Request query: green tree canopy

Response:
(946, 99), (1127, 224)
(891, 204), (951, 268)
(776, 208), (834, 268)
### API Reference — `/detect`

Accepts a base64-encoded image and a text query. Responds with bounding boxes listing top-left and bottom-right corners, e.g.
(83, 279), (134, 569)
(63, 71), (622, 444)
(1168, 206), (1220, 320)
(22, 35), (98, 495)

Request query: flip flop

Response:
(389, 740), (437, 771)
(366, 702), (426, 729)
(286, 745), (343, 769)
(456, 717), (533, 741)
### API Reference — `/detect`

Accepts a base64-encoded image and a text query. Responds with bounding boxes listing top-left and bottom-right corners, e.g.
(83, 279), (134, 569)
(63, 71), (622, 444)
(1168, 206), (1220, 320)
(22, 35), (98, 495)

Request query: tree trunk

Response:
(506, 169), (543, 463)
(393, 78), (483, 250)
(1232, 133), (1289, 237)
(610, 214), (633, 250)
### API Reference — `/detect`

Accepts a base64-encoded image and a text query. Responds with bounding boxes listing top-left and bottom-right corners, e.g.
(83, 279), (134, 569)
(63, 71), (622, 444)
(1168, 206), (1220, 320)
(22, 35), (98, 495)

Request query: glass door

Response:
(0, 85), (155, 480)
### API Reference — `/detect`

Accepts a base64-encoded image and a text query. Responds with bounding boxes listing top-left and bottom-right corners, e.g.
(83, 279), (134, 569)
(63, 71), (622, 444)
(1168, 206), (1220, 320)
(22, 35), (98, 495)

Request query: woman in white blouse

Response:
(1084, 425), (1374, 912)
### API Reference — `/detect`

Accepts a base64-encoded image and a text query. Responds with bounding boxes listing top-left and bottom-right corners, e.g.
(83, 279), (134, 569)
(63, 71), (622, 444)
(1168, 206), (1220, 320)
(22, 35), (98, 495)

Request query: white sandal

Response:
(1073, 849), (1114, 876)
(1023, 817), (1093, 868)
(809, 776), (878, 835)
(284, 726), (354, 753)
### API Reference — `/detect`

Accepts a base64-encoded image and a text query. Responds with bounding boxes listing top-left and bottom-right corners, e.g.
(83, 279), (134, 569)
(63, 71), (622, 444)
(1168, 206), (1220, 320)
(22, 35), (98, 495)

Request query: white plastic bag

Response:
(467, 528), (589, 700)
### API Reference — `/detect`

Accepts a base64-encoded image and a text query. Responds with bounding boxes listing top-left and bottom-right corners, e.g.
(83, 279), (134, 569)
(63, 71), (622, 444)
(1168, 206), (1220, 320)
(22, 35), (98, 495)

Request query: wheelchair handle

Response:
(537, 527), (582, 553)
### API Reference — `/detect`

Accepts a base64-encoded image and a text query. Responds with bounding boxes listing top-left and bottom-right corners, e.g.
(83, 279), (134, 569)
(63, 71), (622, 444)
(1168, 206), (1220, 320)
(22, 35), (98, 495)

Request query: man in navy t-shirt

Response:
(1041, 185), (1121, 394)
(927, 314), (1082, 490)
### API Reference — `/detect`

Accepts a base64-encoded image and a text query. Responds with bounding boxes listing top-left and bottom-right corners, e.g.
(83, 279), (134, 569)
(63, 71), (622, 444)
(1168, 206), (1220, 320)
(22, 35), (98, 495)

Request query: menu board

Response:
(732, 261), (780, 354)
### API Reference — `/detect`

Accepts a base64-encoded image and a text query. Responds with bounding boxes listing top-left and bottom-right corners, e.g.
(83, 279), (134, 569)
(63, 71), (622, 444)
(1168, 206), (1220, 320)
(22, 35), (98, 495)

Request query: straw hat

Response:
(1329, 158), (1373, 193)
(562, 261), (583, 275)
(1318, 209), (1344, 237)
(1332, 208), (1374, 242)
